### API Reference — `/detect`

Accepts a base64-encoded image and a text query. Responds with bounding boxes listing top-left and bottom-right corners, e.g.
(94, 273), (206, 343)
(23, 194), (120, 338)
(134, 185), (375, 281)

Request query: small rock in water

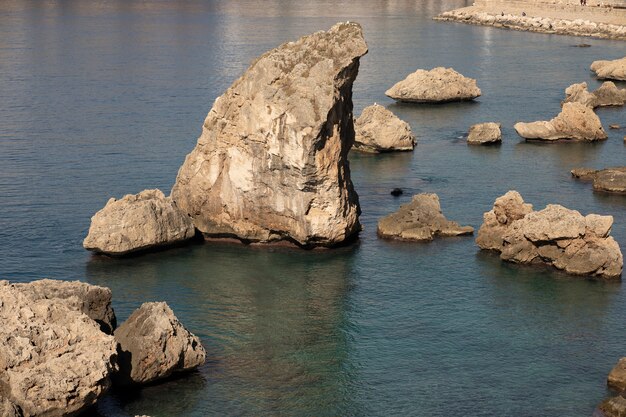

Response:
(572, 43), (592, 47)
(391, 188), (403, 196)
(610, 124), (620, 129)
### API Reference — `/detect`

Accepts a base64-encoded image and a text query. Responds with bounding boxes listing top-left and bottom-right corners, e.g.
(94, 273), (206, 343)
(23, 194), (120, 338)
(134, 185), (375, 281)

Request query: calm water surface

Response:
(1, 1), (626, 416)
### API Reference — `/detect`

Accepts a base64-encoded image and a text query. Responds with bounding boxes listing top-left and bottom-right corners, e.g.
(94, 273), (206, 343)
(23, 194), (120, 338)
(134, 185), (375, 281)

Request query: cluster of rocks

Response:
(592, 56), (626, 81)
(353, 104), (416, 153)
(476, 191), (623, 279)
(563, 81), (626, 108)
(385, 67), (481, 103)
(434, 10), (626, 40)
(598, 359), (626, 417)
(0, 279), (206, 417)
(572, 167), (626, 193)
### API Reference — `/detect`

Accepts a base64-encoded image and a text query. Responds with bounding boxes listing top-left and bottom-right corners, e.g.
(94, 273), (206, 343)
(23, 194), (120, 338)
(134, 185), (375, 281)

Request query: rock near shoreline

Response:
(572, 167), (626, 193)
(467, 122), (502, 145)
(563, 82), (626, 108)
(591, 56), (626, 81)
(353, 104), (416, 153)
(385, 67), (481, 103)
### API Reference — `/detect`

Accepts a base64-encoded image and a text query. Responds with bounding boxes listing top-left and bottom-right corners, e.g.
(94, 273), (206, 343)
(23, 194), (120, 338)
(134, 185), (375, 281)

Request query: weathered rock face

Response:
(514, 102), (607, 141)
(467, 122), (502, 145)
(0, 281), (118, 417)
(572, 167), (626, 194)
(476, 191), (623, 279)
(592, 56), (626, 81)
(171, 23), (368, 248)
(14, 279), (116, 334)
(0, 397), (21, 417)
(600, 395), (626, 417)
(114, 302), (206, 386)
(353, 104), (416, 153)
(609, 358), (626, 392)
(84, 189), (196, 256)
(377, 193), (474, 241)
(385, 67), (481, 103)
(563, 82), (626, 108)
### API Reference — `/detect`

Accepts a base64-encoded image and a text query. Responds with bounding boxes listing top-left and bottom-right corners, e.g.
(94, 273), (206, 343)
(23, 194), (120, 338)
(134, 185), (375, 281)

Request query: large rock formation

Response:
(514, 102), (607, 141)
(13, 279), (116, 334)
(171, 23), (368, 247)
(572, 167), (626, 194)
(467, 122), (502, 145)
(591, 56), (626, 81)
(377, 193), (474, 241)
(114, 302), (206, 386)
(385, 67), (481, 103)
(563, 82), (626, 108)
(353, 104), (416, 153)
(84, 189), (196, 256)
(0, 281), (118, 417)
(476, 191), (623, 279)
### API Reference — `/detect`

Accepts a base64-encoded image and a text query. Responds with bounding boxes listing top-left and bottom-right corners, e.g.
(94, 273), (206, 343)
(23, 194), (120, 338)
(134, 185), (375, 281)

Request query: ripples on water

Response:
(1, 1), (625, 416)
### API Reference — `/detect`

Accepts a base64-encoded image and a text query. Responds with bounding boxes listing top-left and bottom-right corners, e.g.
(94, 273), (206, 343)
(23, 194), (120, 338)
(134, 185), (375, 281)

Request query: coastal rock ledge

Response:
(84, 189), (196, 256)
(171, 22), (368, 247)
(378, 193), (474, 241)
(385, 67), (481, 103)
(353, 104), (416, 153)
(476, 191), (623, 279)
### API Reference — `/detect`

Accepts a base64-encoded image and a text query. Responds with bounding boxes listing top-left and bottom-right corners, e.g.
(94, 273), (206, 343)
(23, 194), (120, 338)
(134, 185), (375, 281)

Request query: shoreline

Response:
(434, 1), (626, 40)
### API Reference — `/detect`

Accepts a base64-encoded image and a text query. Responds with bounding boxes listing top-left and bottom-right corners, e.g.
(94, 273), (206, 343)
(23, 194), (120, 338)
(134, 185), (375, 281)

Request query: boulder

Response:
(377, 193), (474, 241)
(171, 22), (368, 247)
(476, 191), (623, 279)
(84, 189), (196, 256)
(591, 56), (626, 81)
(0, 281), (118, 417)
(609, 358), (626, 392)
(353, 104), (416, 153)
(572, 167), (626, 193)
(514, 102), (607, 141)
(467, 122), (502, 145)
(13, 279), (116, 334)
(563, 82), (626, 108)
(599, 395), (626, 417)
(114, 302), (206, 386)
(385, 67), (481, 103)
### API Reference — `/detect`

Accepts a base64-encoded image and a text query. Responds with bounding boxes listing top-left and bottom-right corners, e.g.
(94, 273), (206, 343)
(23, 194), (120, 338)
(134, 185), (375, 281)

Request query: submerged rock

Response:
(377, 193), (474, 241)
(609, 358), (626, 392)
(0, 281), (118, 417)
(114, 302), (206, 386)
(171, 22), (368, 247)
(353, 104), (416, 153)
(572, 167), (626, 194)
(467, 122), (502, 145)
(84, 189), (196, 256)
(385, 67), (481, 103)
(563, 82), (626, 108)
(476, 191), (623, 279)
(514, 102), (607, 141)
(591, 56), (626, 81)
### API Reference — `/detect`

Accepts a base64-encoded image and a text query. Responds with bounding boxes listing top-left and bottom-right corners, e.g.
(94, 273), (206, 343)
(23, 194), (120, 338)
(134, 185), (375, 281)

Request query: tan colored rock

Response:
(608, 358), (626, 392)
(13, 279), (116, 334)
(114, 302), (206, 386)
(171, 23), (368, 247)
(563, 81), (626, 108)
(377, 193), (474, 241)
(467, 122), (502, 145)
(476, 191), (623, 279)
(514, 102), (607, 141)
(385, 67), (481, 103)
(84, 189), (196, 256)
(353, 104), (416, 153)
(599, 395), (626, 417)
(572, 167), (626, 193)
(0, 281), (118, 417)
(563, 82), (597, 108)
(591, 56), (626, 81)
(0, 397), (21, 417)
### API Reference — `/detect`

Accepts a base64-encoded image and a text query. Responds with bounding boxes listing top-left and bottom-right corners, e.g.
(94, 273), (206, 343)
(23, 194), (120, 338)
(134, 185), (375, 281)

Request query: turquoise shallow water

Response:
(1, 1), (626, 416)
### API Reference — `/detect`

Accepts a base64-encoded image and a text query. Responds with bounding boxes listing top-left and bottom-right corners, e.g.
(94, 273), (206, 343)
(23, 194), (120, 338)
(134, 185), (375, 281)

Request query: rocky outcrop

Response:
(385, 67), (481, 103)
(13, 279), (116, 334)
(353, 104), (416, 153)
(467, 122), (502, 145)
(114, 302), (206, 386)
(0, 281), (118, 417)
(476, 191), (623, 279)
(377, 193), (474, 241)
(592, 57), (626, 81)
(572, 167), (626, 194)
(609, 358), (626, 392)
(563, 82), (626, 108)
(171, 23), (367, 248)
(514, 102), (607, 141)
(599, 395), (626, 417)
(84, 189), (196, 256)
